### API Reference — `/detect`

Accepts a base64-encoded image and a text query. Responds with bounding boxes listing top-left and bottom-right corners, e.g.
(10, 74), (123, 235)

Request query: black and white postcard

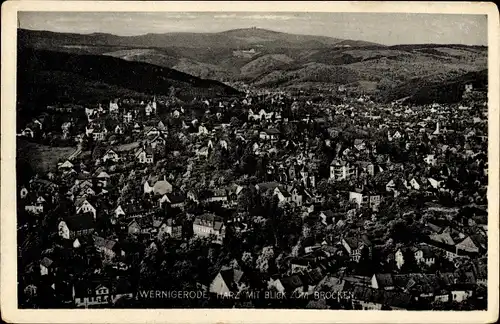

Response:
(1, 1), (499, 323)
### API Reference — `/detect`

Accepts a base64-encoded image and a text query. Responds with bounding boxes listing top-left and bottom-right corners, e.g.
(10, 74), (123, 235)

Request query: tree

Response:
(81, 134), (94, 151)
(256, 246), (274, 274)
(237, 188), (254, 213)
(291, 241), (302, 257)
(241, 251), (254, 267)
(230, 116), (241, 128)
(239, 146), (256, 175)
(400, 248), (418, 273)
(316, 179), (330, 195)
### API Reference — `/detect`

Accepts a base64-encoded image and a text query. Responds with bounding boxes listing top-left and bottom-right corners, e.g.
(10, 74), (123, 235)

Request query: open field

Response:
(17, 139), (76, 174)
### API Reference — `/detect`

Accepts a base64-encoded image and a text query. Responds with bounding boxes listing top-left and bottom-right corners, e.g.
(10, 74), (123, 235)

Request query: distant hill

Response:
(380, 69), (488, 104)
(18, 29), (487, 101)
(17, 47), (241, 109)
(19, 27), (377, 50)
(240, 54), (295, 79)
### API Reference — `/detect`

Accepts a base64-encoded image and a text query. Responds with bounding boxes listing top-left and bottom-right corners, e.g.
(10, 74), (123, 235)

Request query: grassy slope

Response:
(17, 139), (76, 174)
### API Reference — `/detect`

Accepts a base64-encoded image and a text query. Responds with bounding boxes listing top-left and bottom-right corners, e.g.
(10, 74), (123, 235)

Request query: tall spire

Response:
(433, 121), (440, 135)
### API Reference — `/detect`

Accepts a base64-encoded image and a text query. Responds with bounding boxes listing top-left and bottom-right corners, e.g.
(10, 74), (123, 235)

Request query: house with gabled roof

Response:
(197, 125), (209, 136)
(157, 120), (167, 130)
(268, 274), (304, 296)
(427, 232), (461, 260)
(91, 124), (108, 141)
(22, 127), (34, 138)
(356, 161), (375, 177)
(58, 160), (74, 170)
(341, 235), (372, 263)
(259, 128), (280, 141)
(123, 111), (133, 123)
(330, 159), (357, 181)
(40, 257), (55, 276)
(349, 188), (381, 211)
(193, 214), (225, 244)
(24, 193), (46, 214)
(135, 146), (154, 164)
(114, 124), (124, 134)
(414, 245), (436, 267)
(102, 149), (120, 163)
(75, 198), (97, 219)
(94, 236), (122, 259)
(455, 236), (480, 254)
(72, 278), (134, 308)
(428, 178), (441, 190)
(273, 186), (291, 204)
(159, 192), (186, 209)
(290, 185), (311, 207)
(145, 103), (153, 116)
(109, 100), (119, 113)
(424, 154), (437, 166)
(127, 217), (155, 237)
(148, 134), (166, 149)
(409, 178), (421, 190)
(209, 267), (248, 296)
(143, 175), (173, 196)
(352, 286), (412, 310)
(115, 205), (126, 218)
(58, 213), (95, 239)
(157, 218), (183, 239)
(196, 146), (210, 158)
(353, 139), (366, 151)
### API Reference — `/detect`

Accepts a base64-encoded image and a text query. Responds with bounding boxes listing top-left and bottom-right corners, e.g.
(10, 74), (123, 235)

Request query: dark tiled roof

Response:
(265, 128), (280, 135)
(374, 274), (394, 288)
(220, 269), (245, 291)
(94, 236), (117, 250)
(40, 257), (54, 268)
(343, 234), (372, 249)
(166, 192), (186, 204)
(303, 268), (324, 286)
(352, 286), (412, 309)
(194, 214), (223, 229)
(280, 275), (303, 292)
(256, 182), (280, 191)
(316, 276), (353, 293)
(429, 232), (455, 246)
(276, 186), (291, 198)
(66, 213), (95, 231)
(320, 210), (335, 218)
(417, 245), (435, 259)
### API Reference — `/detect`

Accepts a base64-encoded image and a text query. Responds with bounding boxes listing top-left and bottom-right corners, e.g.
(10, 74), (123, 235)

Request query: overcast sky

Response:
(19, 12), (488, 46)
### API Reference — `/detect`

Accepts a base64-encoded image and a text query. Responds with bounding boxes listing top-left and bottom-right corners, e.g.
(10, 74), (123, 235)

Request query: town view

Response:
(16, 12), (488, 310)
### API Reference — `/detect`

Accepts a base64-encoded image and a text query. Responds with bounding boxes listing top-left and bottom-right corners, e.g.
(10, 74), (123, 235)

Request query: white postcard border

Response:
(1, 1), (499, 323)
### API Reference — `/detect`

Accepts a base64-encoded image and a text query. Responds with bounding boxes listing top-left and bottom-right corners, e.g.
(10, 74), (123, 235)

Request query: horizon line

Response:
(17, 27), (488, 48)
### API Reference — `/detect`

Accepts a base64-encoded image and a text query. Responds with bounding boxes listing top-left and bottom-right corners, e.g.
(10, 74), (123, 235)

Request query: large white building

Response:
(330, 159), (357, 181)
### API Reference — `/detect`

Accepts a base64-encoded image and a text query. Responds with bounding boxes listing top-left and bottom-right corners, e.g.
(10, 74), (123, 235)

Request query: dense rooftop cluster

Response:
(17, 84), (487, 309)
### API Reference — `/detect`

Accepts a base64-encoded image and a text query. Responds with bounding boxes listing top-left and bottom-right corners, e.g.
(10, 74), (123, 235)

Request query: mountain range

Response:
(18, 28), (488, 103)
